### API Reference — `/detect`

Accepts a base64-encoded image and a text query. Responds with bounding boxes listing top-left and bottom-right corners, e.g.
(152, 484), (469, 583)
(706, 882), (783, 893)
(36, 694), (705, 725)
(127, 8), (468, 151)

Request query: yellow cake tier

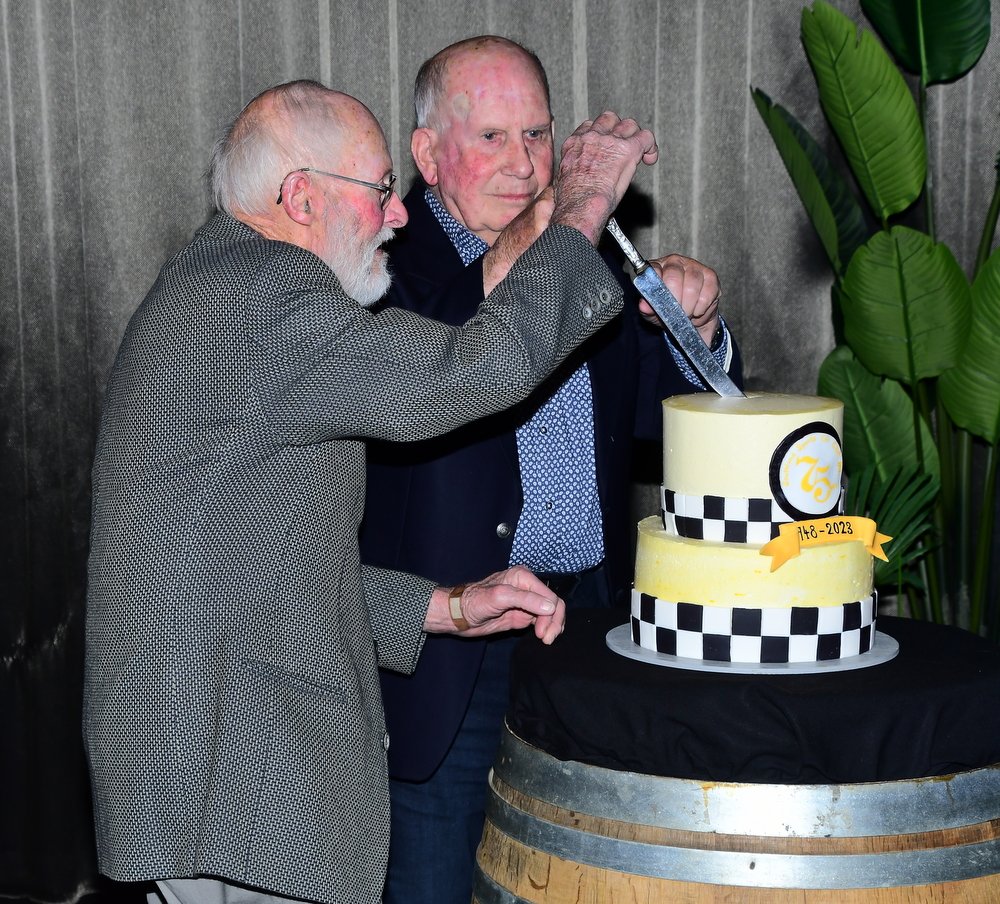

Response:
(663, 392), (843, 504)
(633, 515), (873, 608)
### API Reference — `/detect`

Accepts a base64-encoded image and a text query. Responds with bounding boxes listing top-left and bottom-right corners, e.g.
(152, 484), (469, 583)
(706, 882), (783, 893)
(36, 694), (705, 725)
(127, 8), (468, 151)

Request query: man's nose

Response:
(504, 138), (534, 178)
(383, 189), (408, 228)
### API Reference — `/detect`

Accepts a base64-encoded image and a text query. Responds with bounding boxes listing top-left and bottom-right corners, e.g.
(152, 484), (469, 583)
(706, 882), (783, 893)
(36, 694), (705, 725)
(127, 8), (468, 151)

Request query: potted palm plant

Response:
(752, 0), (999, 636)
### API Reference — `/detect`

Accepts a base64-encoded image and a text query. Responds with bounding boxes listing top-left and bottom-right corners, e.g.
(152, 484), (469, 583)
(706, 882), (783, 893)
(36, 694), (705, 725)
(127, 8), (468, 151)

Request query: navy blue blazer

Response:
(360, 186), (743, 781)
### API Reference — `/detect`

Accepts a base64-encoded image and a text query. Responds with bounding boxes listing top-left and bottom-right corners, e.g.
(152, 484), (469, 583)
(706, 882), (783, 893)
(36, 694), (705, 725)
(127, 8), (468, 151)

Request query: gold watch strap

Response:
(449, 584), (470, 631)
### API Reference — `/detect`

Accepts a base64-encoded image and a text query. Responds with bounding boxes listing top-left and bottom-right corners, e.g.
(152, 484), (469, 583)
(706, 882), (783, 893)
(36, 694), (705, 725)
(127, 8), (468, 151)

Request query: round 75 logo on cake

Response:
(770, 422), (843, 522)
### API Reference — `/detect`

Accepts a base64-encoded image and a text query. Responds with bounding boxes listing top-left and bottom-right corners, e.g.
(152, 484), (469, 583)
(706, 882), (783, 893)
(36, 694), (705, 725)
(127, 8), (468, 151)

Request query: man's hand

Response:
(481, 187), (555, 295)
(423, 565), (566, 644)
(638, 254), (722, 347)
(552, 111), (658, 245)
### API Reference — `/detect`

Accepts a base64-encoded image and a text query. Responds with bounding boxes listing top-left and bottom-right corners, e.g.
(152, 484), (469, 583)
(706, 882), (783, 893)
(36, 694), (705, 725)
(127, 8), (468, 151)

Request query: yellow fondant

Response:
(633, 516), (873, 608)
(761, 517), (893, 571)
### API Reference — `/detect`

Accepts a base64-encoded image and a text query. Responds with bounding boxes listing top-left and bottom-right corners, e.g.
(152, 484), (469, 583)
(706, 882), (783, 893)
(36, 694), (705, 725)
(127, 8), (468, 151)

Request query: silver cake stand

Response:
(606, 624), (900, 675)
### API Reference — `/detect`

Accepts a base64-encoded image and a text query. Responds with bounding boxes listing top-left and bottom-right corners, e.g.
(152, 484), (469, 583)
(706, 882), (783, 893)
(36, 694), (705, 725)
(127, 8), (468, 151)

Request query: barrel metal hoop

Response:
(472, 867), (529, 904)
(496, 727), (1000, 837)
(485, 785), (1000, 889)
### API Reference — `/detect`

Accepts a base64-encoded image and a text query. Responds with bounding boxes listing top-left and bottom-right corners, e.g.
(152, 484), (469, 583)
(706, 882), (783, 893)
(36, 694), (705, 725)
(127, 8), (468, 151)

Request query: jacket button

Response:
(384, 732), (390, 751)
(496, 522), (511, 538)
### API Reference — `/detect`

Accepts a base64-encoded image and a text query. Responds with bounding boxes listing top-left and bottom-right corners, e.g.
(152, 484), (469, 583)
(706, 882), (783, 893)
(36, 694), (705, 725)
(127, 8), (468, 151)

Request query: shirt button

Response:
(545, 501), (553, 510)
(496, 522), (511, 538)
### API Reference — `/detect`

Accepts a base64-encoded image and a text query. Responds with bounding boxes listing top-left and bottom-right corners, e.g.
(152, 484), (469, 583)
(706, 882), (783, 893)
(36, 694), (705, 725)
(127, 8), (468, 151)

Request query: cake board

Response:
(606, 623), (899, 675)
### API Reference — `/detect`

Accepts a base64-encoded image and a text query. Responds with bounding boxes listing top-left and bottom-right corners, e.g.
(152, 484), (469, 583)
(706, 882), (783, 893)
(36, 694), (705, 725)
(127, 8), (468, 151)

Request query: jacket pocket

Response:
(243, 658), (347, 702)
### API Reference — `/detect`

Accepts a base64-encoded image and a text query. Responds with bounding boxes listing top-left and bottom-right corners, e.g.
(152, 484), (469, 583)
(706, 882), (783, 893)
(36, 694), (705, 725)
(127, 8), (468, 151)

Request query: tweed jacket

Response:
(83, 212), (622, 904)
(361, 187), (743, 781)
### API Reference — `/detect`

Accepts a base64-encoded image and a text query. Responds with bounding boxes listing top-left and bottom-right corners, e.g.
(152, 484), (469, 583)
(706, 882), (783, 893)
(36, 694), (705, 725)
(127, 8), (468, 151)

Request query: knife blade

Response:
(606, 218), (744, 399)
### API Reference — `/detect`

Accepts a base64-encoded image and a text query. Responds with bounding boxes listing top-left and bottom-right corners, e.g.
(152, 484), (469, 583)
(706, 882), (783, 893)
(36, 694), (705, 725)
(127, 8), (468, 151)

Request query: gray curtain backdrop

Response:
(2, 0), (998, 898)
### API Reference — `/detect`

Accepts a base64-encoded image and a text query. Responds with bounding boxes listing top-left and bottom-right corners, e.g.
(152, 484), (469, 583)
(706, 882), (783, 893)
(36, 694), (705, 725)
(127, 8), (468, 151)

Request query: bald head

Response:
(410, 37), (555, 245)
(210, 80), (381, 218)
(414, 36), (551, 132)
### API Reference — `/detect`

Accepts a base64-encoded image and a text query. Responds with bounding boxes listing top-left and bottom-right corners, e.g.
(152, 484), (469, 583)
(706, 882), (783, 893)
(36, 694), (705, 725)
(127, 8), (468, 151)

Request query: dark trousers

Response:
(382, 563), (612, 904)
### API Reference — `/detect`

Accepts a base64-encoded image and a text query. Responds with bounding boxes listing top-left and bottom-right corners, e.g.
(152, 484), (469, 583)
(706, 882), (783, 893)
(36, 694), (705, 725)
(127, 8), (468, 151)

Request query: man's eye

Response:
(526, 130), (543, 140)
(482, 132), (498, 141)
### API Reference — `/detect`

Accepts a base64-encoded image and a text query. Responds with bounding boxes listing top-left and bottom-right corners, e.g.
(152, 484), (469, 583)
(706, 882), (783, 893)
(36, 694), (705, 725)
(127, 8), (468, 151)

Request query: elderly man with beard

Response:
(360, 36), (743, 903)
(83, 79), (661, 904)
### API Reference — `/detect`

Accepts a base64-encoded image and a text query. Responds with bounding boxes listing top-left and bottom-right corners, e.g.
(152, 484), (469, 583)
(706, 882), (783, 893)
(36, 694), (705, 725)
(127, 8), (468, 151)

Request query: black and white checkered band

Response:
(661, 486), (846, 544)
(630, 589), (877, 663)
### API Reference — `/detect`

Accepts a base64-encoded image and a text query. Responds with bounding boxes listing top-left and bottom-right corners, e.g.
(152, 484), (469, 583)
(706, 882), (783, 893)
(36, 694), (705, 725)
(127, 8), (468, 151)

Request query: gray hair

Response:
(413, 36), (551, 131)
(209, 80), (343, 217)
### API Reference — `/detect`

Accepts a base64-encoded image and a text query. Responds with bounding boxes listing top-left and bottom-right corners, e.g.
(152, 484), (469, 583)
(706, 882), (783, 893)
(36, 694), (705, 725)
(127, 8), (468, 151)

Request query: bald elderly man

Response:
(83, 79), (662, 904)
(360, 36), (743, 903)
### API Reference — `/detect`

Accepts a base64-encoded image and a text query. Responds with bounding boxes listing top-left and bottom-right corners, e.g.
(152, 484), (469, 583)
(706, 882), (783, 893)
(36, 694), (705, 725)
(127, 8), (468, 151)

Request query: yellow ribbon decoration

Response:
(760, 516), (892, 572)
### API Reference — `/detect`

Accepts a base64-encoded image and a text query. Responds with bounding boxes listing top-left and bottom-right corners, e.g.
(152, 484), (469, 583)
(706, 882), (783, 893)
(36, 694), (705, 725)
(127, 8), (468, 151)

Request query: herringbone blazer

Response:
(83, 213), (621, 904)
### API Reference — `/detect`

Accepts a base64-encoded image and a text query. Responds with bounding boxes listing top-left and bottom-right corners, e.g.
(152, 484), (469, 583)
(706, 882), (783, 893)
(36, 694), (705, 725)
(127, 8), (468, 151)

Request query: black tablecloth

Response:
(507, 609), (1000, 784)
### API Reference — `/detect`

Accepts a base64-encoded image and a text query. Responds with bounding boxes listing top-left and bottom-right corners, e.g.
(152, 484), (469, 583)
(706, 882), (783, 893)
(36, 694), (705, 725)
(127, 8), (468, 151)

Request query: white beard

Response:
(326, 222), (395, 308)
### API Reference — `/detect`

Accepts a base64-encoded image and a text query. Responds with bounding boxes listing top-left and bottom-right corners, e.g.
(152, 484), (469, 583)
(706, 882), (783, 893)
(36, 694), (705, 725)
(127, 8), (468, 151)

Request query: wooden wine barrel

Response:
(473, 728), (1000, 903)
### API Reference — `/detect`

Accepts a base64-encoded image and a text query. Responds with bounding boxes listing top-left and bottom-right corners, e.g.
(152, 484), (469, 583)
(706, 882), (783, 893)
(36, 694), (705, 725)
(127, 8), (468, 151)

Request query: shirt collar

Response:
(424, 188), (489, 267)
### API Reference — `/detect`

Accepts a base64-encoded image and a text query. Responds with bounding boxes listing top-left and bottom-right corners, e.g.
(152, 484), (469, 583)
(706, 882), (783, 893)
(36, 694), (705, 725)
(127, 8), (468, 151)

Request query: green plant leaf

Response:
(939, 247), (1000, 443)
(845, 463), (939, 589)
(860, 0), (990, 85)
(818, 344), (939, 481)
(751, 88), (870, 276)
(839, 226), (971, 384)
(801, 1), (926, 221)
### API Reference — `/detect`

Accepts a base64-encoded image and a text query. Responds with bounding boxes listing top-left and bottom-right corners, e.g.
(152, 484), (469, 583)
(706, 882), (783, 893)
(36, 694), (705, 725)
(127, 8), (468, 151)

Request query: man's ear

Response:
(279, 171), (317, 225)
(411, 128), (439, 186)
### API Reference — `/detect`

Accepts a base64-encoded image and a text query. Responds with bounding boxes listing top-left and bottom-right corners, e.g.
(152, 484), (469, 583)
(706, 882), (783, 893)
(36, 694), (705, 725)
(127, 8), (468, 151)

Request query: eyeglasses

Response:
(276, 168), (397, 209)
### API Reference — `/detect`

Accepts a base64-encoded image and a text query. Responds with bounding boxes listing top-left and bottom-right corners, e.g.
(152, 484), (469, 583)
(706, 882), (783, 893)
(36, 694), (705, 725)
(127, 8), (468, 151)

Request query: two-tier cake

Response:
(631, 393), (888, 664)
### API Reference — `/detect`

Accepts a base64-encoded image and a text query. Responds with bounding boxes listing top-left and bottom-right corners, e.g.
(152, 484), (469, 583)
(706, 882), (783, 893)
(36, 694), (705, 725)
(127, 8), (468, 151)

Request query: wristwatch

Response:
(449, 584), (470, 631)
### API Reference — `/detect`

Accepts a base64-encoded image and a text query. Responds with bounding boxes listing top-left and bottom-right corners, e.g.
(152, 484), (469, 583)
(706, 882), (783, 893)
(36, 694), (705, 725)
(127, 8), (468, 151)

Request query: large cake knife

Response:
(606, 218), (744, 398)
